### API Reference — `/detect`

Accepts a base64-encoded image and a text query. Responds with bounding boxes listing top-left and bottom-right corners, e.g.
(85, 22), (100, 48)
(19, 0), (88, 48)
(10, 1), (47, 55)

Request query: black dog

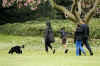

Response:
(8, 45), (24, 54)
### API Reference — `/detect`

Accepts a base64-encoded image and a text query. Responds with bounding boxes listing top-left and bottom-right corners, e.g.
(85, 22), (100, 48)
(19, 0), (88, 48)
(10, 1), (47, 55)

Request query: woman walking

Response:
(44, 21), (55, 54)
(74, 24), (86, 56)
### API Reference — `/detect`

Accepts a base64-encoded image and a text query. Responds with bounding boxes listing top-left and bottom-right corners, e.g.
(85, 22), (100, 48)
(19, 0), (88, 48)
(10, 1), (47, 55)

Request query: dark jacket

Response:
(45, 22), (55, 43)
(80, 24), (89, 40)
(60, 29), (72, 39)
(74, 26), (83, 42)
(60, 29), (67, 39)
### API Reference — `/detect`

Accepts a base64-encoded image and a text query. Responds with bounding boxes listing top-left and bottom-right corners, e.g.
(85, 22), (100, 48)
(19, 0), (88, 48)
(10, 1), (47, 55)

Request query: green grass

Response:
(0, 54), (100, 66)
(0, 34), (100, 66)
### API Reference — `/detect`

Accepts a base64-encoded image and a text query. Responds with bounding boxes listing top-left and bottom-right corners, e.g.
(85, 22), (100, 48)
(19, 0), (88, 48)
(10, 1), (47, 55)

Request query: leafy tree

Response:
(0, 0), (42, 24)
(1, 0), (98, 24)
(2, 0), (41, 10)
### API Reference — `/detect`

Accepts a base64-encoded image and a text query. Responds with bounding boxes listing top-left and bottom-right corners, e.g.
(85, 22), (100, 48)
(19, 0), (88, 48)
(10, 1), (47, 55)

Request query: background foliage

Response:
(0, 19), (100, 39)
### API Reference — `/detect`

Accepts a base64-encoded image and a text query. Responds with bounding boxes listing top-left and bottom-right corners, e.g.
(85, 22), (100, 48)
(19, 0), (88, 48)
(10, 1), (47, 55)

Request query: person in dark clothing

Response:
(79, 20), (93, 56)
(44, 21), (55, 54)
(8, 45), (24, 54)
(59, 27), (72, 53)
(74, 24), (86, 56)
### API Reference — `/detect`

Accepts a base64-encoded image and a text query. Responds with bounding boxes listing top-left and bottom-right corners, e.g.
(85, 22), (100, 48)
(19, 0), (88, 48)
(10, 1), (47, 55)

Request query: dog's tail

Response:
(21, 45), (25, 48)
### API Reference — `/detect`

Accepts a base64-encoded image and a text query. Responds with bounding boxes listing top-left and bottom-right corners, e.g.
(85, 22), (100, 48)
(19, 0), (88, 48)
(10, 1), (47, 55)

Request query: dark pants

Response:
(79, 39), (93, 55)
(45, 40), (52, 52)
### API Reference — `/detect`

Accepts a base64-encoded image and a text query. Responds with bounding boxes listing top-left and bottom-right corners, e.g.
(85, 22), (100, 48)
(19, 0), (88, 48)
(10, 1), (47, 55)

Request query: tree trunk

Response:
(49, 0), (98, 24)
(49, 0), (78, 23)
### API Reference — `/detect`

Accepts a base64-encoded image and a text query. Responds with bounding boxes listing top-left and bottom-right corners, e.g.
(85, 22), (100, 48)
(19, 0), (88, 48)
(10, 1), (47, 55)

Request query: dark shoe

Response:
(90, 53), (93, 56)
(53, 49), (55, 54)
(65, 49), (68, 54)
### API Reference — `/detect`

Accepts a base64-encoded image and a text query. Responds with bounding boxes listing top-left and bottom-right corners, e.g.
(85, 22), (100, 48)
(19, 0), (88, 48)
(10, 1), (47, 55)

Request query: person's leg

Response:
(64, 44), (69, 53)
(79, 48), (81, 56)
(64, 44), (66, 48)
(45, 41), (49, 52)
(48, 44), (52, 49)
(79, 43), (83, 56)
(45, 44), (49, 52)
(48, 44), (56, 54)
(62, 38), (68, 53)
(84, 40), (93, 55)
(76, 40), (80, 56)
(79, 41), (86, 56)
(62, 38), (66, 48)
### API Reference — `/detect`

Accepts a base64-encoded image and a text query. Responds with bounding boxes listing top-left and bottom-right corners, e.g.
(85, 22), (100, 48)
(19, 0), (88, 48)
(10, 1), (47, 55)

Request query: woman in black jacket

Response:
(74, 24), (86, 56)
(44, 21), (55, 54)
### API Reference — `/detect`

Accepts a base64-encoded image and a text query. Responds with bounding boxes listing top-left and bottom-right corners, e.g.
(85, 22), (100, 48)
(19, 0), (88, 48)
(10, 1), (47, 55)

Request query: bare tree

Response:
(49, 0), (98, 24)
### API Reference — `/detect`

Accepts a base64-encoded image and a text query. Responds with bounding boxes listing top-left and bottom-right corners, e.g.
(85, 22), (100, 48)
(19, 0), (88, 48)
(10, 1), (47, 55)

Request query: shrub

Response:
(0, 19), (100, 39)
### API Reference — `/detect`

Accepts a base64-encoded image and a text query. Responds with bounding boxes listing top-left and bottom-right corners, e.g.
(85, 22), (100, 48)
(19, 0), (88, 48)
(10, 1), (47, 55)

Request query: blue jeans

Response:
(76, 40), (85, 56)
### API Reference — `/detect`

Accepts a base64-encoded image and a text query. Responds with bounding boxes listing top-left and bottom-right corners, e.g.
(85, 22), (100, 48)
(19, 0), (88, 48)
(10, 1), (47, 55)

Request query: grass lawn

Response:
(0, 34), (100, 66)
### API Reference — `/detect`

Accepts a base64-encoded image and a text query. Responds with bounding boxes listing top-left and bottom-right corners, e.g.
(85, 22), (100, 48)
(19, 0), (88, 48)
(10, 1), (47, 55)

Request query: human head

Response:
(77, 23), (80, 27)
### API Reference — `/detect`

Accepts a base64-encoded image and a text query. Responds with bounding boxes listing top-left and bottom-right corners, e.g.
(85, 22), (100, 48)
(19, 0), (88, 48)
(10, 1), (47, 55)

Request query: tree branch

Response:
(49, 0), (78, 23)
(71, 0), (81, 23)
(84, 0), (98, 24)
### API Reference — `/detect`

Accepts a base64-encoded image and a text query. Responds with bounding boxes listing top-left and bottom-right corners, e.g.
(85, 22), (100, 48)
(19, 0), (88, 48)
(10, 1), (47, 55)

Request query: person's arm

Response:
(87, 26), (89, 36)
(74, 32), (76, 44)
(66, 32), (72, 35)
(45, 28), (49, 39)
(84, 25), (89, 38)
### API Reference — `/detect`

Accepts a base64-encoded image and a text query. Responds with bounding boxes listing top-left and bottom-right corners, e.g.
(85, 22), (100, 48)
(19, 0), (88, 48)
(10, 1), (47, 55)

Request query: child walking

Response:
(59, 27), (71, 53)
